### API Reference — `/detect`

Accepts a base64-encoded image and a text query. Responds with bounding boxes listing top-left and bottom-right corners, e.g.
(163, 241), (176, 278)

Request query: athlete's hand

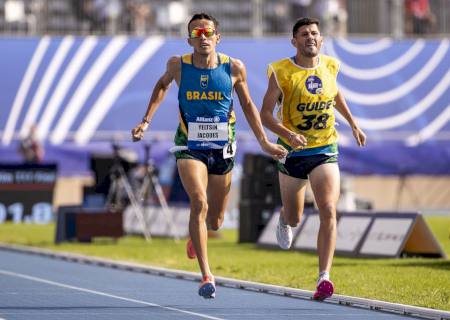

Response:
(287, 132), (307, 150)
(131, 122), (149, 142)
(352, 126), (366, 147)
(260, 140), (288, 160)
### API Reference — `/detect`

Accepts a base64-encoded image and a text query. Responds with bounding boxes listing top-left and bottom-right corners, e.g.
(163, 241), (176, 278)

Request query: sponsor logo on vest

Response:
(305, 75), (323, 94)
(196, 117), (214, 122)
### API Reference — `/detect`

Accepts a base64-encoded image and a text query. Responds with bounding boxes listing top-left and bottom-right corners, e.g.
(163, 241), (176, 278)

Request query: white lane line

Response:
(0, 269), (225, 320)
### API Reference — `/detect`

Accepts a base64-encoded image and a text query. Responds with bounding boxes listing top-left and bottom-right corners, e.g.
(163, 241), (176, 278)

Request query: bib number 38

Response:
(296, 114), (330, 130)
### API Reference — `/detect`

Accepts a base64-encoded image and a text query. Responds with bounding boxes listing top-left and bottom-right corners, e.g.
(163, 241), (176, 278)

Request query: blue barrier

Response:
(1, 37), (449, 175)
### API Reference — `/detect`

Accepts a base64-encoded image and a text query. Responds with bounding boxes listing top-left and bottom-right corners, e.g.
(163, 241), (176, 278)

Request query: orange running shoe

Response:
(198, 275), (215, 299)
(186, 239), (196, 259)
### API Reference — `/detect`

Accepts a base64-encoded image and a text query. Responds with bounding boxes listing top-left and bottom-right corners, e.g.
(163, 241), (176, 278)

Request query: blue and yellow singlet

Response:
(268, 54), (340, 156)
(174, 53), (236, 150)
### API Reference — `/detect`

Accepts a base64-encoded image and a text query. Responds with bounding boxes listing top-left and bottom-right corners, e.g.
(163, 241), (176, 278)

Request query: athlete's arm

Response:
(260, 74), (307, 149)
(131, 56), (180, 142)
(334, 90), (366, 147)
(232, 59), (287, 159)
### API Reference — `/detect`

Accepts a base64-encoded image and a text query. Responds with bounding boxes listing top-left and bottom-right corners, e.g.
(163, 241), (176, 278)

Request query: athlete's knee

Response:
(190, 194), (208, 215)
(318, 204), (336, 225)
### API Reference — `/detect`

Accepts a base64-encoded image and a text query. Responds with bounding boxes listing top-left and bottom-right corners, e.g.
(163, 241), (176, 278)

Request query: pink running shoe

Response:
(186, 239), (196, 259)
(313, 279), (334, 301)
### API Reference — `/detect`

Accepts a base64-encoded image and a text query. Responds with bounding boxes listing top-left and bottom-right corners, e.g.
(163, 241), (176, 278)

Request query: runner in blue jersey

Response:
(132, 13), (287, 299)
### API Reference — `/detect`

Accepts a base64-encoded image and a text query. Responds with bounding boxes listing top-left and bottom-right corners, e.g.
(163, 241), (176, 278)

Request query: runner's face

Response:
(187, 19), (220, 55)
(292, 24), (322, 58)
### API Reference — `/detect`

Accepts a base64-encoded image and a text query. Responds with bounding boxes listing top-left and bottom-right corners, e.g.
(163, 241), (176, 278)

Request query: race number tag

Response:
(278, 155), (287, 164)
(187, 115), (229, 150)
(223, 141), (236, 159)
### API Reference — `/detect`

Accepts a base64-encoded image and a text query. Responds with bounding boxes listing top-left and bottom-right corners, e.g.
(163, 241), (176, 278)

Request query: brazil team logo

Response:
(305, 75), (323, 94)
(200, 75), (209, 89)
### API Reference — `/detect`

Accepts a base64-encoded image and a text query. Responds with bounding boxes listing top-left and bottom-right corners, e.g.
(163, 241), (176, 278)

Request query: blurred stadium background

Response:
(0, 0), (449, 235)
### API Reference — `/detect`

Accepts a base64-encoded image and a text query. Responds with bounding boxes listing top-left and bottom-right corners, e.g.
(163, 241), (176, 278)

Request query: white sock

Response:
(318, 271), (330, 283)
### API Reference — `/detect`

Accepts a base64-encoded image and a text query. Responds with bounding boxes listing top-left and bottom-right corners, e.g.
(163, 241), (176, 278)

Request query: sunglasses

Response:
(190, 27), (216, 38)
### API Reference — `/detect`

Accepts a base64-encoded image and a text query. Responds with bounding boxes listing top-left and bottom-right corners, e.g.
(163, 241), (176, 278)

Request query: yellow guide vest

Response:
(268, 54), (339, 149)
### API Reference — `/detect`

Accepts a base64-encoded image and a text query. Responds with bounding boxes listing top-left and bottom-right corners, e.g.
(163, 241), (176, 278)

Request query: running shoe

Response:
(313, 279), (334, 301)
(198, 275), (216, 299)
(276, 215), (293, 249)
(186, 239), (196, 259)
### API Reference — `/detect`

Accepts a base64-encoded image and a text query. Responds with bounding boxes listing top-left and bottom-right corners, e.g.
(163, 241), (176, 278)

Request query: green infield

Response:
(0, 216), (448, 311)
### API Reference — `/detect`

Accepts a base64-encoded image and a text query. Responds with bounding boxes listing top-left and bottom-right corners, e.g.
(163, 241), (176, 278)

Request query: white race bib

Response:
(223, 141), (236, 159)
(187, 117), (229, 149)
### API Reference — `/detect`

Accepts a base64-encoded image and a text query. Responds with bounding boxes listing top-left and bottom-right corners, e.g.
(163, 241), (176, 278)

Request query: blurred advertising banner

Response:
(0, 164), (57, 224)
(258, 210), (447, 258)
(0, 37), (449, 176)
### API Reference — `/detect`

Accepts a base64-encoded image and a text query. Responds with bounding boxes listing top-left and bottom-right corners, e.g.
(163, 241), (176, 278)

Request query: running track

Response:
(0, 247), (446, 320)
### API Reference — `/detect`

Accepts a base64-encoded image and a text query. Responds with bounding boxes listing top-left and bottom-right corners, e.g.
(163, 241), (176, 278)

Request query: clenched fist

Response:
(131, 122), (149, 142)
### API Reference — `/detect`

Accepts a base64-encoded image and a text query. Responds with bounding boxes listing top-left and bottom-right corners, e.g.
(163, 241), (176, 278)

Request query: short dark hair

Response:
(188, 13), (219, 32)
(292, 17), (320, 37)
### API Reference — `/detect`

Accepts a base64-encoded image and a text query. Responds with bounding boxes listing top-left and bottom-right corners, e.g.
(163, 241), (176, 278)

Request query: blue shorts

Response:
(175, 149), (234, 175)
(277, 154), (338, 180)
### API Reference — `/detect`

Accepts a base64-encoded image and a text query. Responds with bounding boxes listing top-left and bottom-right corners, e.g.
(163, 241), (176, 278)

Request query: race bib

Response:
(187, 115), (229, 150)
(223, 141), (236, 159)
